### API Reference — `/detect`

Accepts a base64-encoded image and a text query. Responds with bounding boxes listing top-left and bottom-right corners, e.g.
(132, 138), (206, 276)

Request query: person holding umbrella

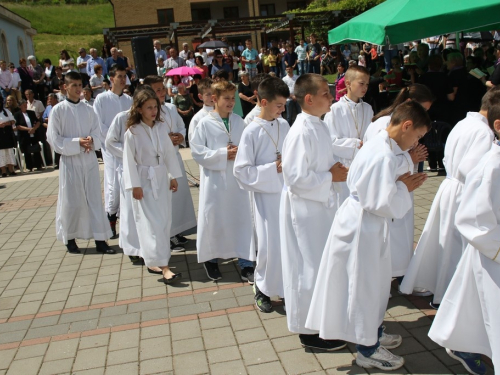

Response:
(165, 48), (186, 73)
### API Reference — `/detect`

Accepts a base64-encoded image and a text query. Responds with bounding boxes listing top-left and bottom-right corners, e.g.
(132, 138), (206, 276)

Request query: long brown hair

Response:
(126, 86), (161, 130)
(372, 84), (434, 122)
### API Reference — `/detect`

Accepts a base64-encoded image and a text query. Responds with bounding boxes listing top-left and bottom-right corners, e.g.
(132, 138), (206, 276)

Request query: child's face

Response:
(398, 122), (428, 151)
(213, 91), (235, 114)
(262, 96), (287, 119)
(309, 81), (333, 116)
(347, 73), (369, 99)
(138, 98), (158, 124)
(111, 70), (127, 91)
(199, 89), (214, 106)
(84, 90), (92, 100)
(65, 79), (82, 100)
(150, 82), (166, 103)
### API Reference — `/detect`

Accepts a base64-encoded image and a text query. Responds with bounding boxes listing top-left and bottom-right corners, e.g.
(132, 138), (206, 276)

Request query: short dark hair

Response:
(250, 73), (270, 92)
(345, 65), (370, 82)
(109, 64), (126, 77)
(294, 73), (327, 107)
(143, 75), (163, 86)
(198, 78), (213, 95)
(390, 101), (431, 130)
(480, 87), (500, 129)
(214, 69), (229, 81)
(64, 71), (82, 84)
(257, 76), (290, 102)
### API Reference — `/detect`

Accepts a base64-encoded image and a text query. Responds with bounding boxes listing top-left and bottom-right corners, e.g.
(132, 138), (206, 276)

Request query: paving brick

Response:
(5, 356), (43, 375)
(279, 348), (323, 375)
(98, 313), (140, 329)
(408, 326), (441, 351)
(140, 336), (172, 360)
(168, 302), (211, 318)
(210, 297), (238, 310)
(0, 330), (26, 345)
(172, 351), (208, 375)
(313, 349), (356, 370)
(64, 293), (92, 308)
(240, 340), (278, 366)
(172, 337), (204, 355)
(38, 358), (74, 375)
(128, 300), (167, 313)
(107, 347), (139, 366)
(0, 349), (16, 370)
(25, 323), (69, 340)
(78, 332), (110, 349)
(200, 314), (230, 330)
(58, 309), (100, 324)
(69, 318), (99, 333)
(325, 364), (367, 374)
(271, 335), (303, 353)
(202, 326), (236, 350)
(247, 361), (286, 375)
(0, 320), (31, 334)
(99, 305), (127, 318)
(207, 346), (241, 364)
(109, 329), (140, 351)
(166, 295), (194, 308)
(14, 342), (48, 360)
(228, 311), (261, 331)
(209, 359), (246, 375)
(262, 316), (293, 338)
(140, 324), (170, 340)
(45, 338), (79, 361)
(139, 356), (173, 375)
(171, 320), (201, 341)
(403, 351), (453, 374)
(141, 308), (169, 322)
(72, 347), (107, 371)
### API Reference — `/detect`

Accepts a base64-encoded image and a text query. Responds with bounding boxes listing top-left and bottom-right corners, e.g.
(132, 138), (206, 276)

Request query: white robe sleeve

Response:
(396, 152), (413, 176)
(457, 132), (492, 179)
(325, 112), (362, 159)
(456, 167), (500, 263)
(105, 114), (124, 159)
(355, 155), (412, 219)
(233, 129), (282, 194)
(122, 131), (141, 190)
(173, 109), (187, 147)
(163, 132), (183, 179)
(190, 122), (228, 171)
(47, 108), (82, 156)
(283, 131), (332, 203)
(93, 96), (107, 144)
(89, 110), (103, 151)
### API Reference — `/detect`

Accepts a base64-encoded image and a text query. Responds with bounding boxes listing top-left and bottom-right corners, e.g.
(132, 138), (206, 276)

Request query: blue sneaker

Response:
(446, 349), (486, 375)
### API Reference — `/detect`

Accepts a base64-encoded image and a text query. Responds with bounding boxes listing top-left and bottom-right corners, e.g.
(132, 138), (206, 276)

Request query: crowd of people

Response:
(1, 32), (500, 375)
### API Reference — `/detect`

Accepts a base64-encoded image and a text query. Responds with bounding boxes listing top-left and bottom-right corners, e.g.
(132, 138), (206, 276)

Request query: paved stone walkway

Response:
(0, 151), (494, 375)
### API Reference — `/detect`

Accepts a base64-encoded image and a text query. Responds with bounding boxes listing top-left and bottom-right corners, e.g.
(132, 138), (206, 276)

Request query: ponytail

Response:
(372, 84), (434, 122)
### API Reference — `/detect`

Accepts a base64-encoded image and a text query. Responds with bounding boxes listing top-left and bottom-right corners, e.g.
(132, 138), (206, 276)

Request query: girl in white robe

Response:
(400, 108), (495, 305)
(122, 87), (183, 284)
(233, 77), (290, 311)
(429, 139), (500, 375)
(190, 81), (255, 282)
(306, 101), (430, 370)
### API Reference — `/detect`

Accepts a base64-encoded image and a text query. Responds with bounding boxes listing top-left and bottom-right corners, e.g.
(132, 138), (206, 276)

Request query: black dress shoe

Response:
(129, 256), (144, 265)
(147, 267), (163, 275)
(95, 240), (116, 254)
(162, 273), (182, 285)
(107, 213), (119, 239)
(66, 239), (80, 254)
(299, 334), (347, 351)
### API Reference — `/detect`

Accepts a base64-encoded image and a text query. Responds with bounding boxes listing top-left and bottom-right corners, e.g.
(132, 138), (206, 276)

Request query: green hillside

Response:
(4, 3), (114, 63)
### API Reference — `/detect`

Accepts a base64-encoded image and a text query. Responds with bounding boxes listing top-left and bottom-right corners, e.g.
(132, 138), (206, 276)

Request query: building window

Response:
(157, 8), (174, 25)
(18, 38), (25, 61)
(260, 4), (275, 16)
(191, 7), (211, 21)
(287, 1), (307, 10)
(223, 6), (239, 19)
(0, 32), (9, 62)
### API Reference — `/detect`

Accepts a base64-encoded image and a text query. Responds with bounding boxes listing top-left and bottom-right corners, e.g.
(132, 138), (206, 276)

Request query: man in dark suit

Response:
(14, 99), (43, 171)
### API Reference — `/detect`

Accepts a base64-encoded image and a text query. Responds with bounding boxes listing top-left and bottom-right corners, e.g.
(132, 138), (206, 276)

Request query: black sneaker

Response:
(241, 267), (255, 284)
(107, 213), (118, 239)
(66, 239), (80, 254)
(175, 234), (189, 245)
(429, 301), (440, 310)
(204, 261), (222, 280)
(299, 334), (347, 351)
(95, 240), (116, 254)
(170, 236), (185, 252)
(254, 284), (273, 313)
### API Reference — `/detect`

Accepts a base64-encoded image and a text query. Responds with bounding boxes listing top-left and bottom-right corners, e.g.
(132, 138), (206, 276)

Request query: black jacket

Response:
(14, 110), (39, 151)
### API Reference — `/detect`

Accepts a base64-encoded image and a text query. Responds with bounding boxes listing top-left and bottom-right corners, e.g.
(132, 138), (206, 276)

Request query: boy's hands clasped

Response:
(79, 136), (93, 153)
(227, 144), (238, 160)
(330, 162), (348, 182)
(398, 172), (427, 192)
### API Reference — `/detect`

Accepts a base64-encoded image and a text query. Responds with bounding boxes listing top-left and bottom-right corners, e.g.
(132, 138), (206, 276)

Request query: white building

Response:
(0, 5), (36, 64)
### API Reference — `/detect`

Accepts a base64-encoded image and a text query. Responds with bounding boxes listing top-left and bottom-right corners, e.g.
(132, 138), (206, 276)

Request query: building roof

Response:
(0, 5), (37, 35)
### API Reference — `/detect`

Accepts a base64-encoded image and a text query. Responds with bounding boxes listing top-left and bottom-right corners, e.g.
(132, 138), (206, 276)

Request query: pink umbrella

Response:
(165, 66), (203, 76)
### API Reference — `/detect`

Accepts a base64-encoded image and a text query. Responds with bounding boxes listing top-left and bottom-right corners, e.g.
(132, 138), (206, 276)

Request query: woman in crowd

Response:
(167, 75), (181, 98)
(5, 95), (20, 115)
(185, 51), (196, 68)
(237, 71), (255, 118)
(90, 64), (106, 98)
(14, 99), (43, 172)
(0, 95), (17, 177)
(157, 57), (166, 76)
(59, 50), (74, 73)
(335, 61), (347, 102)
(195, 56), (208, 78)
(17, 58), (34, 95)
(172, 83), (193, 146)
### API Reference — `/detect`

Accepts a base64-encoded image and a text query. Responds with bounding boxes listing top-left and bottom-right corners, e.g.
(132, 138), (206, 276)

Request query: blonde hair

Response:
(211, 80), (236, 98)
(126, 86), (161, 130)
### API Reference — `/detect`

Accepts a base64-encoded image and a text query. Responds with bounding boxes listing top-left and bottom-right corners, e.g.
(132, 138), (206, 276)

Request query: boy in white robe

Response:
(234, 77), (290, 313)
(428, 89), (500, 375)
(188, 78), (214, 144)
(324, 65), (373, 205)
(143, 75), (197, 251)
(244, 73), (270, 125)
(191, 80), (255, 282)
(400, 90), (497, 307)
(47, 71), (114, 254)
(93, 65), (132, 238)
(280, 74), (348, 351)
(306, 101), (430, 370)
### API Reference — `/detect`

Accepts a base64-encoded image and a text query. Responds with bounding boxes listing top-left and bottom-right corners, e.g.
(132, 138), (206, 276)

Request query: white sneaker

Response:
(379, 326), (402, 349)
(412, 287), (433, 297)
(356, 346), (405, 370)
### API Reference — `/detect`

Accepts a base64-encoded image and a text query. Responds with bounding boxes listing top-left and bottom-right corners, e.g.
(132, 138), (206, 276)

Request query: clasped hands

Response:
(169, 132), (184, 146)
(79, 136), (93, 153)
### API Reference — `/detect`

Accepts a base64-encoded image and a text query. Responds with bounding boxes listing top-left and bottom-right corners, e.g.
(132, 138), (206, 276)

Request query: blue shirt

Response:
(106, 57), (125, 74)
(211, 63), (232, 76)
(87, 56), (107, 76)
(42, 105), (52, 122)
(242, 48), (259, 69)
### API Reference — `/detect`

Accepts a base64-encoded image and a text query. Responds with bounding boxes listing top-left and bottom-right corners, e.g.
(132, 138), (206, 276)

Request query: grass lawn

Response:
(33, 33), (105, 64)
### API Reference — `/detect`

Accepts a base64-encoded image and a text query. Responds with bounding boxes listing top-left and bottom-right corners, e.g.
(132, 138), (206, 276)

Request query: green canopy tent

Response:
(328, 0), (500, 45)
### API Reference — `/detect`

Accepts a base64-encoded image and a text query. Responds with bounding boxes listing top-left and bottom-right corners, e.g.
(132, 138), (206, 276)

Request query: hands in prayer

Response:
(398, 172), (427, 192)
(227, 144), (238, 160)
(330, 162), (348, 182)
(409, 144), (428, 164)
(275, 157), (282, 173)
(79, 136), (93, 153)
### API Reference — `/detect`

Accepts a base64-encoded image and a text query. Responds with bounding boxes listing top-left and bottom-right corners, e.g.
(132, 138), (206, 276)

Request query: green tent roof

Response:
(328, 0), (500, 45)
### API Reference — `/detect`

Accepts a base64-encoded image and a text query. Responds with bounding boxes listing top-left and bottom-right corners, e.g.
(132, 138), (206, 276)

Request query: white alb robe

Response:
(364, 115), (415, 276)
(324, 97), (373, 205)
(429, 144), (500, 369)
(93, 91), (133, 215)
(191, 112), (255, 263)
(105, 111), (140, 256)
(280, 112), (341, 334)
(306, 130), (412, 345)
(244, 105), (262, 125)
(188, 105), (213, 144)
(400, 112), (494, 303)
(47, 100), (112, 244)
(234, 117), (289, 298)
(161, 103), (197, 236)
(122, 121), (182, 267)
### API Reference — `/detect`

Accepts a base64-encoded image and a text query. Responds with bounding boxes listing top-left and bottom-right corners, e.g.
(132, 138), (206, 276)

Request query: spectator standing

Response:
(334, 61), (347, 101)
(282, 66), (300, 124)
(307, 34), (321, 74)
(185, 52), (196, 68)
(211, 52), (232, 81)
(42, 94), (57, 167)
(106, 47), (125, 73)
(179, 43), (190, 60)
(195, 56), (208, 78)
(59, 50), (74, 73)
(56, 82), (68, 103)
(154, 40), (168, 63)
(6, 95), (20, 115)
(82, 87), (94, 106)
(189, 74), (203, 113)
(238, 42), (244, 52)
(157, 57), (166, 76)
(17, 58), (34, 95)
(8, 64), (22, 102)
(0, 60), (12, 100)
(165, 48), (186, 73)
(87, 48), (107, 77)
(241, 39), (260, 79)
(342, 44), (352, 61)
(0, 95), (16, 177)
(27, 56), (46, 103)
(25, 89), (44, 119)
(268, 49), (278, 75)
(238, 71), (256, 118)
(118, 50), (132, 74)
(283, 44), (298, 74)
(486, 44), (500, 88)
(77, 48), (91, 88)
(167, 75), (181, 98)
(195, 46), (208, 66)
(350, 43), (360, 61)
(90, 64), (106, 98)
(447, 52), (468, 126)
(14, 99), (43, 171)
(51, 66), (64, 93)
(173, 84), (193, 145)
(295, 39), (308, 76)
